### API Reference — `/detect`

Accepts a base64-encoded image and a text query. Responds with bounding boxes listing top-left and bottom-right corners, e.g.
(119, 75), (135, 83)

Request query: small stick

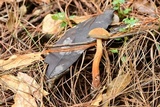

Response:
(42, 42), (96, 54)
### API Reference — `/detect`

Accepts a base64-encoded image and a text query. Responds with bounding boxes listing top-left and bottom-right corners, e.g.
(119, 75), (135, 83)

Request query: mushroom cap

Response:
(88, 28), (110, 39)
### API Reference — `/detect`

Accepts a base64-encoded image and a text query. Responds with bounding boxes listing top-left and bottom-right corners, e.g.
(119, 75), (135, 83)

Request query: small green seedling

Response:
(123, 8), (131, 15)
(112, 0), (125, 10)
(52, 12), (66, 20)
(109, 48), (119, 53)
(112, 0), (131, 19)
(119, 17), (138, 32)
(119, 27), (126, 32)
(52, 12), (75, 27)
(123, 17), (138, 27)
(112, 0), (137, 32)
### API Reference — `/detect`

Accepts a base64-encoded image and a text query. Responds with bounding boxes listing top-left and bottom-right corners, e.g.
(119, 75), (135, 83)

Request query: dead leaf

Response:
(6, 11), (16, 32)
(32, 9), (42, 16)
(91, 93), (103, 106)
(42, 14), (63, 34)
(111, 14), (120, 25)
(17, 72), (49, 100)
(12, 83), (37, 107)
(0, 72), (49, 107)
(102, 73), (131, 107)
(20, 5), (27, 16)
(91, 86), (106, 106)
(0, 75), (19, 90)
(70, 15), (92, 24)
(132, 0), (157, 16)
(0, 52), (43, 70)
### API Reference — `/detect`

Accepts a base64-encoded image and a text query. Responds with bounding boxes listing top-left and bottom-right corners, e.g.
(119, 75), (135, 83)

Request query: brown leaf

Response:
(42, 14), (63, 34)
(17, 72), (49, 100)
(102, 72), (131, 106)
(0, 73), (49, 106)
(70, 15), (92, 24)
(0, 52), (43, 70)
(91, 87), (106, 106)
(12, 83), (37, 107)
(0, 75), (19, 91)
(19, 5), (27, 16)
(132, 0), (157, 16)
(91, 93), (103, 106)
(6, 11), (16, 32)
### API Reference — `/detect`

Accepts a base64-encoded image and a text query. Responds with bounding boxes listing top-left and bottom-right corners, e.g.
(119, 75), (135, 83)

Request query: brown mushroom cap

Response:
(88, 28), (110, 39)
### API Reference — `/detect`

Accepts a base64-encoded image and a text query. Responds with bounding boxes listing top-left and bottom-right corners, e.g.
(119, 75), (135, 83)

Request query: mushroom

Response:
(88, 28), (110, 90)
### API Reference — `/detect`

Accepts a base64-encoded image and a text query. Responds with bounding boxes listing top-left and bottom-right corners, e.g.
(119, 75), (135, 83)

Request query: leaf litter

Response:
(0, 0), (160, 106)
(0, 72), (48, 107)
(0, 52), (43, 70)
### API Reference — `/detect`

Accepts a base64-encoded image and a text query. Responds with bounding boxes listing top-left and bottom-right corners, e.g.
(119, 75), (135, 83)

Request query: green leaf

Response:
(123, 17), (138, 26)
(119, 0), (125, 3)
(114, 38), (122, 41)
(129, 18), (138, 25)
(113, 6), (119, 10)
(121, 56), (126, 63)
(124, 36), (128, 41)
(123, 8), (131, 14)
(112, 0), (119, 5)
(123, 18), (129, 24)
(109, 48), (118, 53)
(113, 0), (125, 5)
(69, 15), (75, 19)
(119, 28), (126, 32)
(61, 22), (67, 27)
(52, 12), (65, 21)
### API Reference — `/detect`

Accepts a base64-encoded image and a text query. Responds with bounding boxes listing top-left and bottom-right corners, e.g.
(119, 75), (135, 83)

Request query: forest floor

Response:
(0, 0), (160, 107)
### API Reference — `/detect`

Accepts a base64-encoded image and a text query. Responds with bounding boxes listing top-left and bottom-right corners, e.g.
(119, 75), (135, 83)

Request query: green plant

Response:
(123, 17), (138, 27)
(112, 0), (131, 19)
(115, 37), (121, 40)
(52, 12), (75, 27)
(112, 0), (125, 10)
(119, 17), (138, 32)
(109, 48), (119, 53)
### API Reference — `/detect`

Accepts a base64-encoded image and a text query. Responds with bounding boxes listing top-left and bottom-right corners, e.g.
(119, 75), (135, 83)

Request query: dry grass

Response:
(0, 0), (160, 107)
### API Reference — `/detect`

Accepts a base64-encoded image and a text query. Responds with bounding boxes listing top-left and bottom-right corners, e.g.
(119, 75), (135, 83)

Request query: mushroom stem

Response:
(92, 39), (103, 89)
(88, 28), (110, 90)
